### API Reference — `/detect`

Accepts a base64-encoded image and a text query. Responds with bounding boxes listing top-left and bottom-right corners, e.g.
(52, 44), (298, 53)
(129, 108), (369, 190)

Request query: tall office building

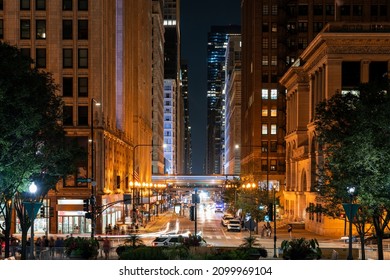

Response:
(206, 25), (240, 175)
(241, 0), (390, 230)
(163, 0), (184, 174)
(223, 34), (241, 176)
(181, 61), (193, 174)
(0, 0), (160, 235)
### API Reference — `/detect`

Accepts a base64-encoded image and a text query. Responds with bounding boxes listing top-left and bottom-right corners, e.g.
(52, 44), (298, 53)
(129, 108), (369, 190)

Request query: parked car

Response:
(221, 214), (234, 226)
(151, 235), (184, 247)
(227, 219), (242, 232)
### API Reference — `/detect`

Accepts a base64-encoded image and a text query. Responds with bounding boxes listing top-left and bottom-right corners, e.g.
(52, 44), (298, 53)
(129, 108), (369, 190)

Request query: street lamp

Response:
(272, 184), (277, 258)
(90, 98), (100, 239)
(342, 186), (359, 260)
(131, 143), (165, 224)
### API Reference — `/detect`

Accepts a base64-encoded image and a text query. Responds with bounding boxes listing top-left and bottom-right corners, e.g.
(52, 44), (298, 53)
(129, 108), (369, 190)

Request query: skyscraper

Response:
(206, 25), (240, 175)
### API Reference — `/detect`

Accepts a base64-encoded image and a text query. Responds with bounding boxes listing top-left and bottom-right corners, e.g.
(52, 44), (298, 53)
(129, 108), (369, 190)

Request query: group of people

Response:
(260, 222), (293, 238)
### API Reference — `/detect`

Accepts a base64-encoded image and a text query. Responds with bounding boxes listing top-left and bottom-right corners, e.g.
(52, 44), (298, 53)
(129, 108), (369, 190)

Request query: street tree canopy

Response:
(0, 41), (83, 258)
(314, 80), (390, 259)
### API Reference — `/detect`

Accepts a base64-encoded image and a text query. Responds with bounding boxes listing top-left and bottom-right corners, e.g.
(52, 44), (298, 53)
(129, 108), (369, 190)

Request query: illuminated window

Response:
(262, 38), (268, 49)
(262, 124), (268, 135)
(262, 107), (268, 117)
(271, 89), (277, 99)
(271, 56), (277, 66)
(261, 160), (268, 171)
(271, 124), (277, 135)
(262, 55), (268, 66)
(270, 107), (277, 117)
(263, 5), (268, 15)
(270, 160), (277, 171)
(262, 89), (268, 99)
(36, 20), (46, 39)
(271, 23), (277, 32)
(271, 5), (278, 15)
(262, 141), (268, 152)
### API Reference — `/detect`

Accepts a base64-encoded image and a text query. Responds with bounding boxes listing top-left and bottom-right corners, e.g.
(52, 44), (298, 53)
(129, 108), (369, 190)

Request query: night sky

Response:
(181, 0), (241, 174)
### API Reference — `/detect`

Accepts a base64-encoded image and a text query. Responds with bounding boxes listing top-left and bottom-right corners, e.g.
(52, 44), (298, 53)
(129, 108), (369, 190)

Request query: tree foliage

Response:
(0, 41), (84, 258)
(314, 80), (390, 259)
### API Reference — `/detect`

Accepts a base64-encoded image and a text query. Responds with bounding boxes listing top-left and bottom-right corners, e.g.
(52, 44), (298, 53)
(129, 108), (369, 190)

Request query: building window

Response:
(36, 20), (46, 39)
(78, 49), (88, 68)
(20, 48), (30, 58)
(262, 74), (269, 83)
(271, 38), (277, 49)
(78, 106), (88, 126)
(370, 5), (378, 16)
(270, 141), (277, 152)
(263, 5), (268, 15)
(262, 89), (268, 99)
(63, 20), (73, 39)
(270, 124), (277, 135)
(313, 5), (323, 16)
(63, 77), (73, 97)
(63, 48), (73, 68)
(271, 5), (277, 15)
(0, 0), (3, 10)
(78, 20), (88, 40)
(262, 38), (268, 49)
(325, 5), (334, 16)
(20, 20), (30, 39)
(78, 0), (88, 11)
(270, 160), (277, 171)
(78, 77), (88, 97)
(340, 5), (350, 16)
(271, 73), (278, 83)
(35, 48), (46, 68)
(261, 159), (268, 171)
(0, 20), (3, 39)
(262, 124), (268, 135)
(352, 5), (362, 16)
(298, 22), (308, 32)
(380, 5), (387, 16)
(270, 89), (277, 99)
(20, 0), (30, 10)
(262, 107), (268, 117)
(262, 55), (268, 66)
(271, 23), (277, 32)
(270, 107), (277, 117)
(261, 141), (268, 152)
(271, 56), (277, 66)
(63, 0), (72, 10)
(36, 0), (45, 10)
(262, 22), (269, 32)
(313, 22), (324, 33)
(63, 106), (73, 125)
(298, 4), (308, 16)
(298, 37), (308, 49)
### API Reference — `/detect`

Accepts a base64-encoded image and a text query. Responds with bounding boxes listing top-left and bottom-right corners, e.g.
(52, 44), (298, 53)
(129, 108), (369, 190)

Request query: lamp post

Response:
(131, 143), (165, 224)
(90, 98), (100, 239)
(272, 184), (277, 258)
(342, 186), (359, 260)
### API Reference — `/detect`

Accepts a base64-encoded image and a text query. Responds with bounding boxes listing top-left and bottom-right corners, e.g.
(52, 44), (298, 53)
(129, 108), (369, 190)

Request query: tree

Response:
(0, 42), (83, 259)
(314, 80), (390, 260)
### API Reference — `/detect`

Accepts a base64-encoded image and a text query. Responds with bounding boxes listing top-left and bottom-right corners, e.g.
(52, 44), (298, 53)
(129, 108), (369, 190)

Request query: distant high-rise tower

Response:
(181, 61), (192, 174)
(163, 0), (184, 174)
(206, 25), (240, 175)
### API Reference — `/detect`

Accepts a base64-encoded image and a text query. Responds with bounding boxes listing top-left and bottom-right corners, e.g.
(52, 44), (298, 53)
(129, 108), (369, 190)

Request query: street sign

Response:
(342, 203), (360, 221)
(77, 178), (92, 183)
(23, 202), (43, 219)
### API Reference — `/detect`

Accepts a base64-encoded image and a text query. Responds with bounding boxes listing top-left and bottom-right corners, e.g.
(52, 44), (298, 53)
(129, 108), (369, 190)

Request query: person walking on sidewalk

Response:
(288, 224), (293, 238)
(103, 237), (111, 260)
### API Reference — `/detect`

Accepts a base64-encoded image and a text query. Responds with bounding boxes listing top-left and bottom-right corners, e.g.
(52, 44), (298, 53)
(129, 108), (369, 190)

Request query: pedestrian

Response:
(103, 237), (111, 260)
(49, 236), (55, 257)
(288, 224), (293, 238)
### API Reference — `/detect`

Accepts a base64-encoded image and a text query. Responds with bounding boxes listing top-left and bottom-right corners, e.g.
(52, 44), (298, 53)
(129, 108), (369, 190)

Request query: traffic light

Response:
(189, 205), (195, 221)
(267, 203), (273, 221)
(83, 198), (90, 212)
(40, 206), (45, 218)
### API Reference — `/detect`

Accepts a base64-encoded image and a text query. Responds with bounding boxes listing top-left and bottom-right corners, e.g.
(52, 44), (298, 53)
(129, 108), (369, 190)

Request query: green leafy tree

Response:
(314, 80), (390, 260)
(280, 238), (322, 260)
(0, 42), (83, 259)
